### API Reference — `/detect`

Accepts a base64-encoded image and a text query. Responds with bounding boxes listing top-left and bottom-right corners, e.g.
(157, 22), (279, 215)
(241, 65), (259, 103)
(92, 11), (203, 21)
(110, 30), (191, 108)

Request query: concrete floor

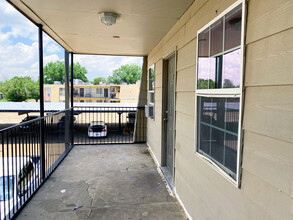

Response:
(16, 144), (186, 220)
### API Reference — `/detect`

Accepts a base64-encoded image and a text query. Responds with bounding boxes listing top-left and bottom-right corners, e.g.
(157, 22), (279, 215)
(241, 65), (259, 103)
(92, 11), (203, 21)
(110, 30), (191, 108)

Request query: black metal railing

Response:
(73, 106), (146, 145)
(0, 108), (74, 220)
(0, 106), (146, 220)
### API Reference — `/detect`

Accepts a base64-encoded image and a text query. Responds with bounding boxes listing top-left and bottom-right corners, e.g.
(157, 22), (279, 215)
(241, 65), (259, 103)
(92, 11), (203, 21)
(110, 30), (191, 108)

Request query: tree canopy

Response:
(107, 64), (141, 85)
(44, 61), (88, 84)
(92, 77), (106, 85)
(0, 77), (39, 102)
(198, 79), (215, 89)
(223, 79), (237, 88)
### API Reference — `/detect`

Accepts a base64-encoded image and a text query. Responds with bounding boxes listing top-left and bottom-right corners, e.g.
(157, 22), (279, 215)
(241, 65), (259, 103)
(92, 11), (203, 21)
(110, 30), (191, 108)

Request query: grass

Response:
(0, 99), (8, 102)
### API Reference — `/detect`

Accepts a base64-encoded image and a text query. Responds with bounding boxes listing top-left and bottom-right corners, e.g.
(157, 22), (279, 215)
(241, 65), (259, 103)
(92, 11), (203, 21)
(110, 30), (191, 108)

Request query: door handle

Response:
(164, 118), (168, 121)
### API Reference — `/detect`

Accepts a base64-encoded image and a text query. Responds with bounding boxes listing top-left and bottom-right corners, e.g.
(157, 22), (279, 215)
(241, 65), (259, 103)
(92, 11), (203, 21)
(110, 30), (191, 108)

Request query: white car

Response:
(88, 121), (107, 138)
(0, 157), (40, 220)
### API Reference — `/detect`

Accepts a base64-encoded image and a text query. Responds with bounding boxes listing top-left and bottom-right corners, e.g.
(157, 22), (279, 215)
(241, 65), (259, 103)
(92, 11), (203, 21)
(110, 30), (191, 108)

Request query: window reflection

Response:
(225, 5), (242, 51)
(197, 57), (216, 89)
(198, 28), (209, 57)
(210, 19), (223, 56)
(149, 66), (155, 91)
(222, 49), (241, 88)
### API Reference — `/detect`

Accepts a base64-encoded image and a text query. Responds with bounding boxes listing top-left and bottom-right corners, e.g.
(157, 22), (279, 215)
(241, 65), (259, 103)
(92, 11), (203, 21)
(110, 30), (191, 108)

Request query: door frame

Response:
(161, 50), (177, 186)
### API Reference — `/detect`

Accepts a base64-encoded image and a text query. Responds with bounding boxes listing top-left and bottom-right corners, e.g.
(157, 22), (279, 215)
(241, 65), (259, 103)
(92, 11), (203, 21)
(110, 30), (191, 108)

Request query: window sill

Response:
(194, 151), (240, 188)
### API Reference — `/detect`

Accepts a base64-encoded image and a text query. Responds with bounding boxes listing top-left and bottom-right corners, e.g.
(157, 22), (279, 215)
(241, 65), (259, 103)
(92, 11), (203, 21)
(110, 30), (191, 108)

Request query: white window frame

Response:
(148, 64), (155, 119)
(194, 0), (245, 187)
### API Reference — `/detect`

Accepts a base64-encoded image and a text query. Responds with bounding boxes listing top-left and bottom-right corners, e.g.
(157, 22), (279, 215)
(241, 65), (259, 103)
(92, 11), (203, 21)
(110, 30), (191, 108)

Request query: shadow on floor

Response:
(16, 144), (186, 220)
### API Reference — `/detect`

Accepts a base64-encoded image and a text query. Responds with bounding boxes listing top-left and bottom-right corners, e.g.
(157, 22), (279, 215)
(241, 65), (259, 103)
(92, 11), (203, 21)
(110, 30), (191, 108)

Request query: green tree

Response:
(0, 77), (38, 102)
(107, 64), (141, 85)
(44, 61), (88, 84)
(198, 78), (215, 89)
(92, 77), (106, 85)
(0, 77), (40, 102)
(223, 79), (236, 88)
(25, 79), (40, 102)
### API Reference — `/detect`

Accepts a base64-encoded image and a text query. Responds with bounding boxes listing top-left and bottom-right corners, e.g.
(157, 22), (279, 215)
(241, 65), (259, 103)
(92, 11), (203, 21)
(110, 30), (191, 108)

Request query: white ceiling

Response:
(8, 0), (194, 56)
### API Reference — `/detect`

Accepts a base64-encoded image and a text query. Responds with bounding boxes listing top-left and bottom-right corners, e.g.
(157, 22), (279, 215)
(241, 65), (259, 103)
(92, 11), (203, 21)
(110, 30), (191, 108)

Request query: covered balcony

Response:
(1, 0), (292, 219)
(0, 0), (194, 219)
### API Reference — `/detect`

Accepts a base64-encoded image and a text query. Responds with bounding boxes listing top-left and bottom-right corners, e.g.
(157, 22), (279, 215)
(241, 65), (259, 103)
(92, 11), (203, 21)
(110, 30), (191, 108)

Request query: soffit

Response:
(8, 0), (194, 56)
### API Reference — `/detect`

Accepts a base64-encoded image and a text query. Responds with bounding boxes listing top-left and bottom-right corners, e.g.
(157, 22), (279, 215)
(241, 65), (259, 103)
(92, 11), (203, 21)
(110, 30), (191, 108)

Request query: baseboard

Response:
(146, 143), (192, 220)
(174, 187), (193, 220)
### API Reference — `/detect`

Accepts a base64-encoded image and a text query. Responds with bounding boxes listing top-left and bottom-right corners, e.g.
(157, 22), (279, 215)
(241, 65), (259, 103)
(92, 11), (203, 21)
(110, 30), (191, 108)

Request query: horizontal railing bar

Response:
(0, 107), (73, 133)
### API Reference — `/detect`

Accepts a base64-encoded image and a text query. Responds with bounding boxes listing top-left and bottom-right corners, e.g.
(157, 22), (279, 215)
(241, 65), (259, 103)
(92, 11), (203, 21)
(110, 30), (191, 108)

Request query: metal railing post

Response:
(38, 24), (45, 180)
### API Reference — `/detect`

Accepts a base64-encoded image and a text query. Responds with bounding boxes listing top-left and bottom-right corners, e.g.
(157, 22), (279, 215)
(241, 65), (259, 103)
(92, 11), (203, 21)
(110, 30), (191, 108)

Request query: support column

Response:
(70, 53), (74, 108)
(134, 56), (148, 143)
(38, 24), (45, 180)
(65, 50), (70, 109)
(70, 53), (74, 145)
(64, 51), (70, 147)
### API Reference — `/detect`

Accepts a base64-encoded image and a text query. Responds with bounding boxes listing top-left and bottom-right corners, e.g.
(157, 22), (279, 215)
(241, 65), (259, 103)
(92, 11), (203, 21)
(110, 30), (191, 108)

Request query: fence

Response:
(0, 108), (73, 220)
(73, 106), (146, 145)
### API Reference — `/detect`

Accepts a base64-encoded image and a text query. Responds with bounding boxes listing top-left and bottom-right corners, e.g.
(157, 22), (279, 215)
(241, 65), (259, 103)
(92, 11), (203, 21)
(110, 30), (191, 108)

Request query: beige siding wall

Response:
(147, 59), (163, 163)
(119, 85), (139, 103)
(146, 0), (293, 219)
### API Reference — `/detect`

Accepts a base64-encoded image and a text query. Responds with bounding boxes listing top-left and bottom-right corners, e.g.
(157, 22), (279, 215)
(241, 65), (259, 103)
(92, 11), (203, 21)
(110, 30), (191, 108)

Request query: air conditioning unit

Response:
(145, 105), (154, 118)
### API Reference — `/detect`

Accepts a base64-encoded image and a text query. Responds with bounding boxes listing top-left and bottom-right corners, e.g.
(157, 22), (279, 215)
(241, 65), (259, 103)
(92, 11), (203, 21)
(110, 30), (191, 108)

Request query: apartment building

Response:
(44, 84), (139, 103)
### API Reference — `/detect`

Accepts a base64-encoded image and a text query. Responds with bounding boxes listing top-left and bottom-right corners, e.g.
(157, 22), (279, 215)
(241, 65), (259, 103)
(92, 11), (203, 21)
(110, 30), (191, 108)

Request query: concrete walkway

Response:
(17, 144), (186, 220)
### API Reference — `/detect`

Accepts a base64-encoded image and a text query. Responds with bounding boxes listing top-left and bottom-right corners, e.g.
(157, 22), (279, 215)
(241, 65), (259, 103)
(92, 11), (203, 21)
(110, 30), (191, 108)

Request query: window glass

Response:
(59, 88), (65, 96)
(197, 96), (240, 179)
(224, 133), (238, 172)
(198, 28), (209, 57)
(148, 65), (155, 119)
(85, 88), (91, 94)
(96, 88), (102, 94)
(225, 98), (240, 134)
(210, 19), (223, 56)
(45, 88), (51, 102)
(149, 65), (155, 91)
(225, 5), (242, 51)
(197, 57), (216, 89)
(211, 128), (225, 164)
(222, 49), (241, 88)
(197, 4), (242, 91)
(198, 97), (212, 155)
(211, 98), (226, 129)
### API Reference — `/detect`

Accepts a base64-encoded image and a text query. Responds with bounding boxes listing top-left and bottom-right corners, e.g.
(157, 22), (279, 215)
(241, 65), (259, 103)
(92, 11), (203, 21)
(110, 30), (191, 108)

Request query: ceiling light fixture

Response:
(98, 12), (119, 26)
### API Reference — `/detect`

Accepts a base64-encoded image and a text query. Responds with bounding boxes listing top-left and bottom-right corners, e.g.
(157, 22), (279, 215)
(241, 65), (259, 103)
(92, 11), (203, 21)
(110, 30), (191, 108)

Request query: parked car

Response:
(57, 116), (76, 130)
(88, 121), (107, 137)
(19, 115), (39, 129)
(0, 156), (40, 220)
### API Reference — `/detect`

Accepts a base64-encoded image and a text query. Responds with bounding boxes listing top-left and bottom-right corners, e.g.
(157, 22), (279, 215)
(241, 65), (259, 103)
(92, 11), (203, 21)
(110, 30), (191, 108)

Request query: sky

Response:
(0, 0), (143, 82)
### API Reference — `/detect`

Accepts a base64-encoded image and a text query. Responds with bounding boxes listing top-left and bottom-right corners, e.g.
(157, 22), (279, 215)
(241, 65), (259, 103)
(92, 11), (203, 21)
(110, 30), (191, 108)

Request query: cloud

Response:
(74, 55), (143, 81)
(0, 1), (143, 83)
(0, 1), (64, 82)
(0, 1), (36, 40)
(46, 43), (61, 53)
(0, 41), (39, 81)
